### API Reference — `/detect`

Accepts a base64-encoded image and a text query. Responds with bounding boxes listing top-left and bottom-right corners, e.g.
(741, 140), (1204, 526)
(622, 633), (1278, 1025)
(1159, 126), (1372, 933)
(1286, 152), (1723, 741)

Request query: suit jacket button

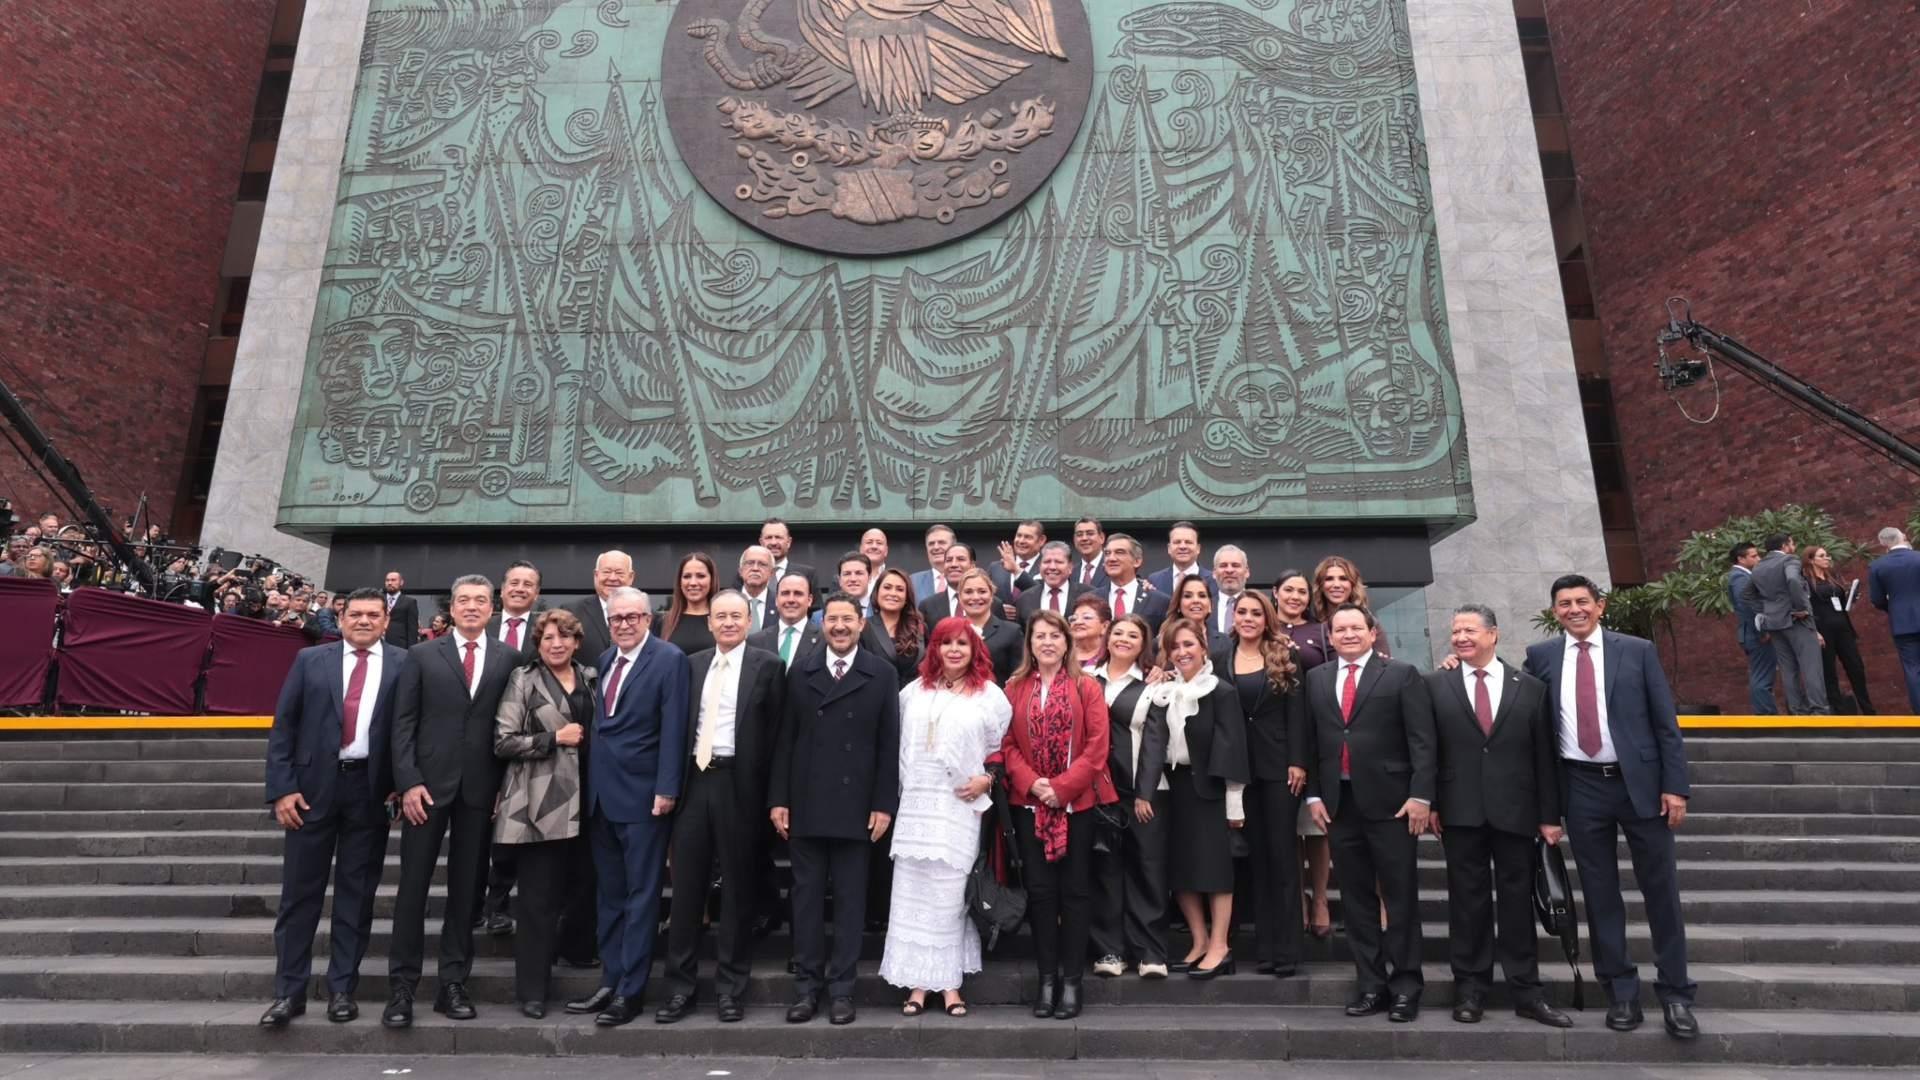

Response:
(844, 742), (853, 752)
(842, 776), (851, 785)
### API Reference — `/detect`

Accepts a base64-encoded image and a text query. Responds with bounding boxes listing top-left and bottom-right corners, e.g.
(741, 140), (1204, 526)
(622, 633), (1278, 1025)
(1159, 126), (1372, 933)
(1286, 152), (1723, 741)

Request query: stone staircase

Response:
(0, 734), (1917, 1065)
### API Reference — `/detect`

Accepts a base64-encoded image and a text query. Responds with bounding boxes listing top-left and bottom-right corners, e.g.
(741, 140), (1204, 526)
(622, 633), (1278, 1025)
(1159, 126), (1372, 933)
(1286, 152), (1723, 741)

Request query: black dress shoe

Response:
(1345, 991), (1388, 1017)
(1033, 976), (1058, 1018)
(260, 996), (305, 1026)
(485, 913), (515, 937)
(567, 986), (616, 1014)
(718, 995), (745, 1023)
(382, 987), (414, 1029)
(787, 995), (820, 1023)
(1388, 993), (1421, 1023)
(1451, 992), (1485, 1024)
(326, 992), (357, 1023)
(656, 993), (696, 1023)
(596, 996), (639, 1027)
(1188, 952), (1235, 980)
(1663, 1002), (1699, 1040)
(434, 981), (477, 1020)
(520, 1001), (546, 1019)
(1256, 960), (1277, 975)
(829, 996), (857, 1025)
(1053, 977), (1082, 1020)
(1515, 999), (1574, 1028)
(1606, 1000), (1644, 1032)
(1271, 964), (1298, 979)
(556, 955), (601, 969)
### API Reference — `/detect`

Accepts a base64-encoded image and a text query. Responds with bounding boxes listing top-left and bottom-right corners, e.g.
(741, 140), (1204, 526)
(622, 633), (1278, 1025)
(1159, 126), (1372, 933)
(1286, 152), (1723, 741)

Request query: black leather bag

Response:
(1089, 798), (1129, 854)
(966, 789), (1027, 953)
(1533, 835), (1586, 1009)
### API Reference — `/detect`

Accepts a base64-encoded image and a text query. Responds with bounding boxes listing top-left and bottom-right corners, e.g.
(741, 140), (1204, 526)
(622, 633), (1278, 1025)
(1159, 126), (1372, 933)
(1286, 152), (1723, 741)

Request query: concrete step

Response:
(1684, 738), (1920, 763)
(4, 854), (1915, 893)
(0, 739), (268, 762)
(1680, 812), (1920, 836)
(1687, 761), (1920, 785)
(0, 999), (1916, 1066)
(5, 914), (1919, 967)
(0, 760), (265, 784)
(0, 955), (1912, 1013)
(1686, 785), (1920, 815)
(0, 783), (268, 812)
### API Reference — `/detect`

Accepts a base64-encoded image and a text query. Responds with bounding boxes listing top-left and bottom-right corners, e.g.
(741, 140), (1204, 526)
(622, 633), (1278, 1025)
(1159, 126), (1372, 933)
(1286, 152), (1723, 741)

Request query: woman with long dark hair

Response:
(870, 566), (926, 682)
(1272, 569), (1327, 671)
(881, 617), (1011, 1017)
(660, 552), (718, 653)
(1805, 545), (1874, 713)
(995, 610), (1117, 1019)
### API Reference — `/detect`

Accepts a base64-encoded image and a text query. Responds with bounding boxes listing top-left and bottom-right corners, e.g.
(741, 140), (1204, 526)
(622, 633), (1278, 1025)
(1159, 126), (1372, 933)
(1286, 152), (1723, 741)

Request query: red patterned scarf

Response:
(1024, 668), (1076, 862)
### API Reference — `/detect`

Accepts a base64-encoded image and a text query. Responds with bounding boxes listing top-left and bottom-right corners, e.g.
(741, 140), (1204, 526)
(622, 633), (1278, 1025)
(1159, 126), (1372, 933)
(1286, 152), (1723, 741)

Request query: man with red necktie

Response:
(1525, 574), (1697, 1041)
(260, 588), (407, 1027)
(1305, 602), (1435, 1024)
(477, 560), (545, 937)
(1425, 604), (1571, 1029)
(1101, 533), (1169, 636)
(1015, 541), (1089, 624)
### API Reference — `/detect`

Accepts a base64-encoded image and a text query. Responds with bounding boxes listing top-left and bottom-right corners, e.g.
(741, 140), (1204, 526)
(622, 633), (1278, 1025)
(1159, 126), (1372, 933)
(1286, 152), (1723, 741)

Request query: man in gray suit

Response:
(1742, 534), (1828, 714)
(1725, 542), (1776, 714)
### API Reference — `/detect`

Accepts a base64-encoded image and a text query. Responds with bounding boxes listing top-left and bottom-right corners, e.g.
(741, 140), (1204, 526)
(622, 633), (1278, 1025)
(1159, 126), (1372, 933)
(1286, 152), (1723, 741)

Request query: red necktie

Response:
(1112, 587), (1127, 619)
(1081, 562), (1093, 584)
(505, 617), (523, 651)
(1473, 669), (1494, 737)
(1049, 587), (1061, 614)
(340, 648), (369, 749)
(461, 641), (477, 691)
(1339, 662), (1359, 777)
(1575, 641), (1602, 757)
(604, 655), (629, 717)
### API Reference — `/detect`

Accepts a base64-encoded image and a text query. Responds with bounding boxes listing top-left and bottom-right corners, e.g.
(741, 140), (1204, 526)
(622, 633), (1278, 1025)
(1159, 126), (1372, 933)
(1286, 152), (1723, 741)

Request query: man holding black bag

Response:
(1426, 605), (1573, 1028)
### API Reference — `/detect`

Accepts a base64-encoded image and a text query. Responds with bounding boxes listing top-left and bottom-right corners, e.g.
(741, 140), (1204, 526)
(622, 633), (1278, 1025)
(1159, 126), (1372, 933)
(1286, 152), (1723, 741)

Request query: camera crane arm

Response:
(1656, 297), (1920, 477)
(0, 373), (156, 589)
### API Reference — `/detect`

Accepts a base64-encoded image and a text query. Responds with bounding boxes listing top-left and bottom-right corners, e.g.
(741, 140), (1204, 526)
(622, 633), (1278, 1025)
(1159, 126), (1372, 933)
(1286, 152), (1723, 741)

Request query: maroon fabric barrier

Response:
(56, 588), (212, 714)
(203, 614), (310, 715)
(0, 577), (59, 708)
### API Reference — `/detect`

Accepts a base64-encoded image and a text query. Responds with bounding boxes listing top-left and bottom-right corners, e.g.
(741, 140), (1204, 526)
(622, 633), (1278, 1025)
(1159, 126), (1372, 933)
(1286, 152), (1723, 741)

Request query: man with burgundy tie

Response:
(1102, 533), (1170, 636)
(260, 588), (406, 1026)
(385, 574), (517, 1028)
(1426, 604), (1571, 1029)
(1524, 574), (1697, 1040)
(1071, 516), (1110, 590)
(1015, 541), (1089, 624)
(1304, 602), (1435, 1023)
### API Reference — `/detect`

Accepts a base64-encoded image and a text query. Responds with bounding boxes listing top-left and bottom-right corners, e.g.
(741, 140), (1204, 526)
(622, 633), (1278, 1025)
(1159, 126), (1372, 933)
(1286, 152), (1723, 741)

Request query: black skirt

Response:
(1166, 765), (1235, 893)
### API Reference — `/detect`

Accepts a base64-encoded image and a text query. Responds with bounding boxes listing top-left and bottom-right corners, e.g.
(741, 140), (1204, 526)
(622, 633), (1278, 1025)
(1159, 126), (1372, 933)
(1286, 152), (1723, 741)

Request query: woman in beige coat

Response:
(493, 609), (594, 1016)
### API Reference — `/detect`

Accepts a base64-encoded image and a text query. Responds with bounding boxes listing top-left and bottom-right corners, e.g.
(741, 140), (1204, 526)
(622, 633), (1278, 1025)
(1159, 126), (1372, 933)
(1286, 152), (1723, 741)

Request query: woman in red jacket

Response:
(995, 609), (1118, 1021)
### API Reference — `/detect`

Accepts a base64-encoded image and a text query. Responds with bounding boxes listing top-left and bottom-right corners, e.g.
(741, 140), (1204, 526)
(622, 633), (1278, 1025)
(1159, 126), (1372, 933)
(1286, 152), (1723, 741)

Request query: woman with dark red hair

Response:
(996, 610), (1118, 1020)
(880, 617), (1012, 1018)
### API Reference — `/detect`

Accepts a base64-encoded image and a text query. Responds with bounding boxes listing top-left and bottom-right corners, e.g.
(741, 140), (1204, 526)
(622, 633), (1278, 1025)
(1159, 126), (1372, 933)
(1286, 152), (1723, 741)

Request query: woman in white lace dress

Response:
(880, 616), (1013, 1016)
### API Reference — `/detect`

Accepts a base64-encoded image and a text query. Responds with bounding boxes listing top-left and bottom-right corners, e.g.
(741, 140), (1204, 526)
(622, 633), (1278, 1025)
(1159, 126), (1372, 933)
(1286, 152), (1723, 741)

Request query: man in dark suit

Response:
(384, 575), (517, 1028)
(750, 571), (823, 668)
(737, 545), (779, 630)
(1071, 516), (1110, 591)
(917, 542), (978, 626)
(1015, 541), (1089, 623)
(478, 559), (544, 936)
(1726, 542), (1776, 714)
(1427, 605), (1571, 1028)
(1742, 534), (1827, 714)
(658, 592), (786, 1024)
(909, 523), (955, 606)
(566, 550), (633, 668)
(1870, 527), (1920, 712)
(1101, 533), (1171, 636)
(260, 588), (406, 1026)
(770, 592), (901, 1026)
(989, 519), (1047, 599)
(1304, 602), (1435, 1023)
(761, 517), (817, 594)
(381, 571), (419, 648)
(811, 552), (874, 623)
(1524, 574), (1696, 1040)
(565, 586), (690, 1027)
(1208, 546), (1250, 639)
(1145, 520), (1216, 598)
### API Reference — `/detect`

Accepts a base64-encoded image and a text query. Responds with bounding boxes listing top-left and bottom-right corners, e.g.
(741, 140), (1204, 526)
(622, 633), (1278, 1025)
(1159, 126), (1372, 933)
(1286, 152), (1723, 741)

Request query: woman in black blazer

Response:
(1213, 591), (1311, 977)
(957, 567), (1024, 684)
(1805, 546), (1875, 713)
(1088, 614), (1171, 978)
(1174, 576), (1228, 653)
(1149, 617), (1249, 979)
(868, 567), (926, 682)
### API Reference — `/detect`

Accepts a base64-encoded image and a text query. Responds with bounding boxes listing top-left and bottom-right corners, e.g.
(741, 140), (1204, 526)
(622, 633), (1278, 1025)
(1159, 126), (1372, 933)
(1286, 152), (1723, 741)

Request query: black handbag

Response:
(966, 788), (1027, 952)
(1089, 798), (1129, 854)
(1532, 835), (1586, 1010)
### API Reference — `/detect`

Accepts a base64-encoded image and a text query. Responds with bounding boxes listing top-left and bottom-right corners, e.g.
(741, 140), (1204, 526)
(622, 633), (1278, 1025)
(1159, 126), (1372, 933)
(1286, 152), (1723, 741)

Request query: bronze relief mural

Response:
(280, 0), (1471, 530)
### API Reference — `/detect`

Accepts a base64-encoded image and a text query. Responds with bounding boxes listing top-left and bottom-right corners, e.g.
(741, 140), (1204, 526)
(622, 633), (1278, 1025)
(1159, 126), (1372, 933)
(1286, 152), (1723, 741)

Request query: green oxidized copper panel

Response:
(279, 0), (1472, 530)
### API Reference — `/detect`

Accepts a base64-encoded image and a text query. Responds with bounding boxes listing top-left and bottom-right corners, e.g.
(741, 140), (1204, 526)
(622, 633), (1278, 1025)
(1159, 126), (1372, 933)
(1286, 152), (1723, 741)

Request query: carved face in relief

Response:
(1345, 353), (1437, 458)
(1221, 365), (1299, 449)
(320, 316), (478, 404)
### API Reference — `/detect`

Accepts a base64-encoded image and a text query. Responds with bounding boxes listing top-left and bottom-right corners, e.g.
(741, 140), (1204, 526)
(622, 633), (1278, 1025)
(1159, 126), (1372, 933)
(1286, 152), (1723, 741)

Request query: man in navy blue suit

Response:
(567, 586), (689, 1027)
(1145, 520), (1216, 598)
(1725, 542), (1776, 714)
(1524, 574), (1697, 1041)
(260, 588), (407, 1026)
(1869, 527), (1920, 713)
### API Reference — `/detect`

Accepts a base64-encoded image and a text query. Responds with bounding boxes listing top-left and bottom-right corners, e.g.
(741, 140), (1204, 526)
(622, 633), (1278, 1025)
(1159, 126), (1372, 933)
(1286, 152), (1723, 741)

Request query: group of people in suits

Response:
(258, 515), (1698, 1041)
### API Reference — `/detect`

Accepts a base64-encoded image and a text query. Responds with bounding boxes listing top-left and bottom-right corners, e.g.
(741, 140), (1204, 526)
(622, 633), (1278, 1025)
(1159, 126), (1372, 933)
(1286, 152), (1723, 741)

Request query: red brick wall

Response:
(0, 1), (275, 532)
(1546, 0), (1920, 712)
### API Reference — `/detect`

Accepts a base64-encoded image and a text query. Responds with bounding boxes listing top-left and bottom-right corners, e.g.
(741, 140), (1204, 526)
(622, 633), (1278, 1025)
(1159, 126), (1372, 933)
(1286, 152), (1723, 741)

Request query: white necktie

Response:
(696, 653), (726, 770)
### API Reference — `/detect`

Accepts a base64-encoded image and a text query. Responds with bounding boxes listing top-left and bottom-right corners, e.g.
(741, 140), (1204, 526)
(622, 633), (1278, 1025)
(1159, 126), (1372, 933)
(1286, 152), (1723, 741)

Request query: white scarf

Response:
(1145, 661), (1243, 820)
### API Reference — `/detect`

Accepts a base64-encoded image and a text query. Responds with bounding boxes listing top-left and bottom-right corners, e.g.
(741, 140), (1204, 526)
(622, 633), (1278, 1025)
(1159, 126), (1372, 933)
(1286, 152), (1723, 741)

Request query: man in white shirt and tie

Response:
(1146, 521), (1216, 597)
(749, 573), (823, 670)
(760, 517), (817, 594)
(659, 592), (786, 1024)
(909, 524), (955, 605)
(1071, 516), (1109, 589)
(1211, 546), (1250, 638)
(491, 560), (542, 658)
(1015, 541), (1088, 623)
(917, 543), (980, 626)
(737, 545), (777, 630)
(1102, 533), (1169, 635)
(857, 529), (889, 604)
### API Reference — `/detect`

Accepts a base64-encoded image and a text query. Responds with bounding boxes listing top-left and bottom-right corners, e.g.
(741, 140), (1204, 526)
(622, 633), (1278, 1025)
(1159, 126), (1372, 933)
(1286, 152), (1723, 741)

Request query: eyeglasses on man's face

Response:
(607, 612), (648, 627)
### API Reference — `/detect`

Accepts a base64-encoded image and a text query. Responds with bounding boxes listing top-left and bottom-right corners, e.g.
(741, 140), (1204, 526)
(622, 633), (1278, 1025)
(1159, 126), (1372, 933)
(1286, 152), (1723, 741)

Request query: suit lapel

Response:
(1442, 665), (1474, 731)
(436, 634), (465, 686)
(1487, 665), (1523, 738)
(326, 640), (347, 722)
(1601, 630), (1622, 705)
(820, 652), (869, 705)
(1347, 655), (1387, 718)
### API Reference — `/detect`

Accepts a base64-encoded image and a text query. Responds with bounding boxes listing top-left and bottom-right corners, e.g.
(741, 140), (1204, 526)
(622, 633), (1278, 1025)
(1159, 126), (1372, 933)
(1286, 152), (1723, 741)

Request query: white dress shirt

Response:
(774, 619), (809, 669)
(497, 609), (532, 648)
(605, 634), (648, 713)
(452, 631), (488, 696)
(1109, 579), (1144, 615)
(697, 644), (745, 757)
(742, 588), (770, 629)
(1038, 582), (1070, 615)
(339, 644), (382, 760)
(1215, 593), (1242, 634)
(1462, 657), (1505, 720)
(826, 645), (860, 675)
(1558, 632), (1618, 763)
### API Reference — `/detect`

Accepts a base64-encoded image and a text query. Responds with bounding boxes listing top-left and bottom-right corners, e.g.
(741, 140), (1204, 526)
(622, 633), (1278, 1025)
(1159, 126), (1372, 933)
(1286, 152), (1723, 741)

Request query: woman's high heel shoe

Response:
(1188, 951), (1236, 980)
